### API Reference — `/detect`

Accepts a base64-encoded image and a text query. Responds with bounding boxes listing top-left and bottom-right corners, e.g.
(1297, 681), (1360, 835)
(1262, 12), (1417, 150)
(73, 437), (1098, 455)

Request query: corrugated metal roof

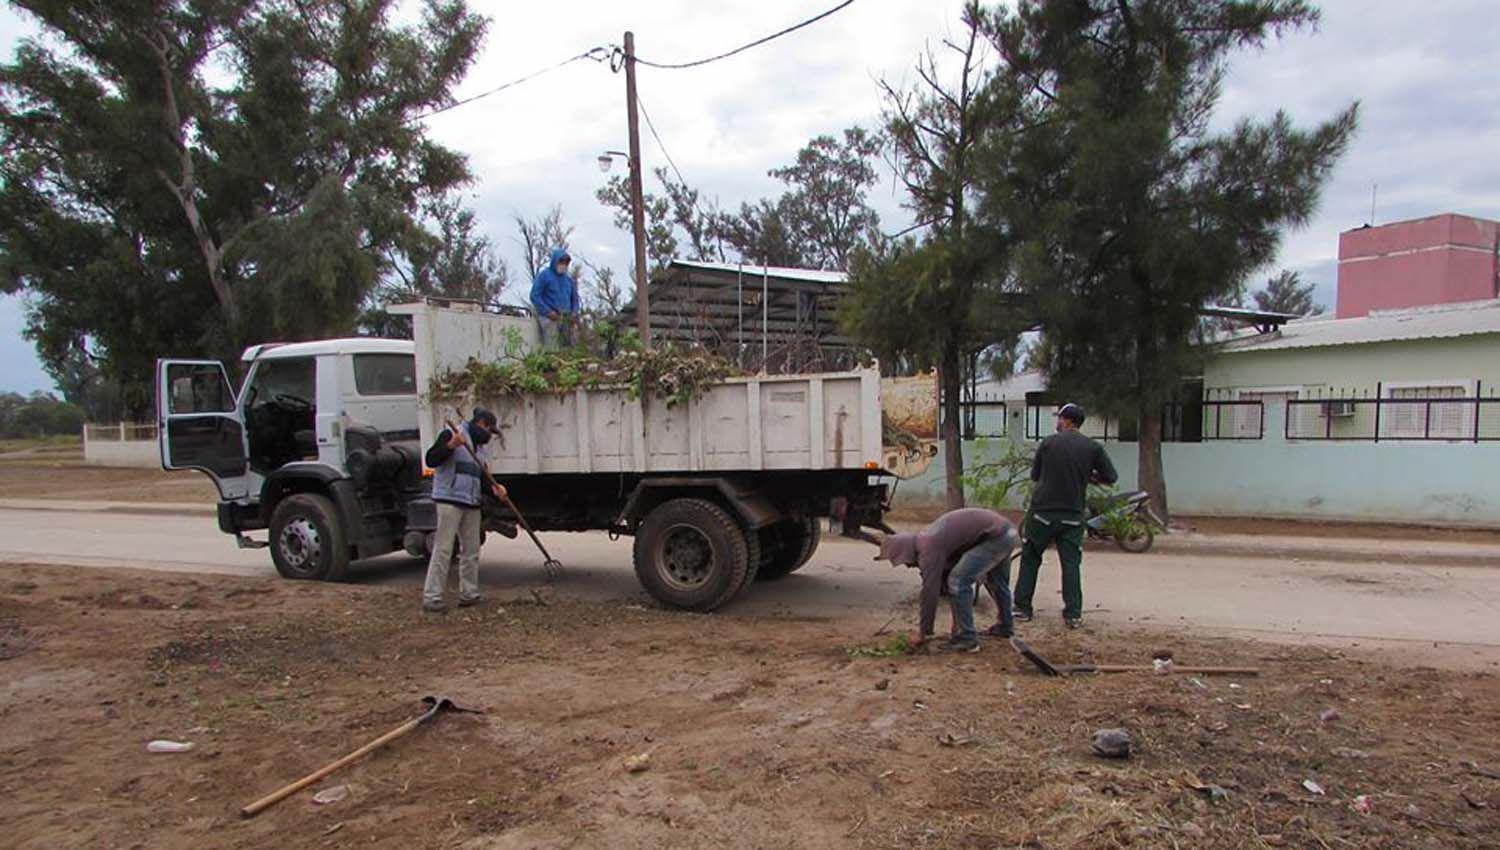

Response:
(1217, 299), (1500, 354)
(667, 259), (847, 284)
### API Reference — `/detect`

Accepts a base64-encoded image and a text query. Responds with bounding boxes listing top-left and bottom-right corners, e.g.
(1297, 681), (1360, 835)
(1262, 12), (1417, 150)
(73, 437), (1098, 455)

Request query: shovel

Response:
(1010, 637), (1260, 677)
(239, 695), (483, 818)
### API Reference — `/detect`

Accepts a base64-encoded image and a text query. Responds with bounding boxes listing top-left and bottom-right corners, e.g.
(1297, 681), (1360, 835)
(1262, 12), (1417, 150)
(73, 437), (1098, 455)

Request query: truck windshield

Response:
(353, 353), (416, 396)
(244, 358), (316, 408)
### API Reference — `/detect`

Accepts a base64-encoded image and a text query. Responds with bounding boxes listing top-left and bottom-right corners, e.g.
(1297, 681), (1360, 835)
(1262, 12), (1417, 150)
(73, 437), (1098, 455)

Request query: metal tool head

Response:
(1010, 637), (1063, 677)
(421, 695), (485, 715)
(542, 558), (565, 582)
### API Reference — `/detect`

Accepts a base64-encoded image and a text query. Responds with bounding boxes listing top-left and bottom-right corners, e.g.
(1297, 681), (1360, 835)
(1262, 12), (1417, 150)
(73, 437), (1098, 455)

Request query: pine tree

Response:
(1253, 270), (1325, 316)
(981, 0), (1357, 519)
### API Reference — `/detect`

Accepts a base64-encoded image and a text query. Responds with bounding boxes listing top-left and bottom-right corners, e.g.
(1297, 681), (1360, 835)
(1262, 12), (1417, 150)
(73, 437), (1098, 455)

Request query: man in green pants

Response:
(1014, 403), (1117, 629)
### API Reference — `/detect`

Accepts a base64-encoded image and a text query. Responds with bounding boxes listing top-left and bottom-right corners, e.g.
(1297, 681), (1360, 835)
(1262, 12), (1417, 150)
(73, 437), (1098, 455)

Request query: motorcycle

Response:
(1085, 490), (1165, 553)
(1016, 490), (1164, 554)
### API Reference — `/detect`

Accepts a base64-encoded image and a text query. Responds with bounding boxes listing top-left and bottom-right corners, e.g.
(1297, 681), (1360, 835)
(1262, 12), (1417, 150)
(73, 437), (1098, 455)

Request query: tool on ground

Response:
(239, 695), (483, 818)
(1011, 637), (1062, 676)
(446, 415), (564, 581)
(1010, 637), (1261, 677)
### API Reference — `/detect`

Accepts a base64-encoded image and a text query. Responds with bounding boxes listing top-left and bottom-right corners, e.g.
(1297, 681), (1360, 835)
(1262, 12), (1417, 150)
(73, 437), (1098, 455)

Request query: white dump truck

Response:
(158, 300), (937, 610)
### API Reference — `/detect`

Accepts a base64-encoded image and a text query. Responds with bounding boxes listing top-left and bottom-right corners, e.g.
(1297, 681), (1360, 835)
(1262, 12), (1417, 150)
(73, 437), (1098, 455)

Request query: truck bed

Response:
(390, 301), (936, 479)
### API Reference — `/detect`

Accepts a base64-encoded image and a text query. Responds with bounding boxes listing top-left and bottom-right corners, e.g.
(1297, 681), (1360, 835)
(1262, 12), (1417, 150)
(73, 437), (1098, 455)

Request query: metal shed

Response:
(621, 259), (855, 374)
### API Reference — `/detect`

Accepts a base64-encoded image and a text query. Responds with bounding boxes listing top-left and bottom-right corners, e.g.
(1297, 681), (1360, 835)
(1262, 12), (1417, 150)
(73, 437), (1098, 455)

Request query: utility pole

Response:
(624, 31), (652, 349)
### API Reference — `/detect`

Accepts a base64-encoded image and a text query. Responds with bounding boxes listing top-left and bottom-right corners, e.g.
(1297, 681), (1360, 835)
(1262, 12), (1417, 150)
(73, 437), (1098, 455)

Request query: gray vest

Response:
(431, 424), (484, 508)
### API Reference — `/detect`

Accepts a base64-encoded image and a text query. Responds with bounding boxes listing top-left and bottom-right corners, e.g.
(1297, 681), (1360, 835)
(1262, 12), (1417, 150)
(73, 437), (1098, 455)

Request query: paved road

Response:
(2, 505), (1498, 669)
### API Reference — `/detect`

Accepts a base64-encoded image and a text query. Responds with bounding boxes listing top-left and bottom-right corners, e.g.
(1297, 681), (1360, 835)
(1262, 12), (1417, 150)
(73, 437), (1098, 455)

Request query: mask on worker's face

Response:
(470, 423), (492, 446)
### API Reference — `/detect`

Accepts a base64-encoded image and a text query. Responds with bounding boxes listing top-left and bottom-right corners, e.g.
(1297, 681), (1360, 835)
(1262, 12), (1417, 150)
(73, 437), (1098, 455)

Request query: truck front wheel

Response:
(633, 498), (749, 612)
(269, 493), (350, 581)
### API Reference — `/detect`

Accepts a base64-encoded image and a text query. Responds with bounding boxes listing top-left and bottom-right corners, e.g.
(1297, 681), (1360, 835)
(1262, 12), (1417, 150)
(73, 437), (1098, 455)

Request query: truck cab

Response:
(158, 338), (424, 580)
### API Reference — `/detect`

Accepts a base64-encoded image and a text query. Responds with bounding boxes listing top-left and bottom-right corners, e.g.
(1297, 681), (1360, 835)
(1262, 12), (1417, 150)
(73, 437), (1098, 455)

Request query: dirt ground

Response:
(0, 444), (217, 503)
(3, 564), (1498, 849)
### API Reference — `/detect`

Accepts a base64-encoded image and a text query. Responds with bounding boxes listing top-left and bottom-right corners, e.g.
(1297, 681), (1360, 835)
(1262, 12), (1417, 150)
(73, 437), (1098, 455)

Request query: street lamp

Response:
(598, 150), (630, 173)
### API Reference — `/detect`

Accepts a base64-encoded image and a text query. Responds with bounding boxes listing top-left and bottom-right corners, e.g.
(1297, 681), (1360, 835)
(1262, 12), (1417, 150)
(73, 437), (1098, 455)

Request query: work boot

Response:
(422, 600), (447, 614)
(984, 623), (1014, 639)
(457, 595), (484, 608)
(938, 637), (981, 653)
(1013, 608), (1034, 622)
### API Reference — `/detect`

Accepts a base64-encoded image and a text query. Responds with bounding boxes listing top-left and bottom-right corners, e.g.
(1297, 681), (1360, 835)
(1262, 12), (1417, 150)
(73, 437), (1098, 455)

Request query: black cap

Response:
(471, 407), (499, 431)
(1057, 403), (1086, 426)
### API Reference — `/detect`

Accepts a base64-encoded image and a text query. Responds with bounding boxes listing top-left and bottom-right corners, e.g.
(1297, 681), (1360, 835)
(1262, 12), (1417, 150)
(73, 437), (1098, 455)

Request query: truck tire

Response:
(633, 498), (749, 612)
(756, 517), (822, 581)
(269, 493), (350, 581)
(737, 526), (763, 594)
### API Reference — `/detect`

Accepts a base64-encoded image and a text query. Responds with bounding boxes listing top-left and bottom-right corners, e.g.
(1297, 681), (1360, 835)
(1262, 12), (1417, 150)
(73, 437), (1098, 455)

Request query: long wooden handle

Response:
(1087, 664), (1262, 676)
(240, 714), (427, 817)
(502, 494), (554, 560)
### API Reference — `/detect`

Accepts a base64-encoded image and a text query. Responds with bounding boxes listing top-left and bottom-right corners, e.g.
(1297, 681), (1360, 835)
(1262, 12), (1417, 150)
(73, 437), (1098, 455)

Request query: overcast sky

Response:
(3, 0), (1499, 395)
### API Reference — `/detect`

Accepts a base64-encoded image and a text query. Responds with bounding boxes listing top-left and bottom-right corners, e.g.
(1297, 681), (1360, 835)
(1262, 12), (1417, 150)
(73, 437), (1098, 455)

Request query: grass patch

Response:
(845, 634), (913, 658)
(0, 435), (82, 454)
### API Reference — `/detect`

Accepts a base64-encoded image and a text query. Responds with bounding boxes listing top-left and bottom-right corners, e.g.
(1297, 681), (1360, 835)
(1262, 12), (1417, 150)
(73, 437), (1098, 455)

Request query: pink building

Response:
(1336, 213), (1500, 318)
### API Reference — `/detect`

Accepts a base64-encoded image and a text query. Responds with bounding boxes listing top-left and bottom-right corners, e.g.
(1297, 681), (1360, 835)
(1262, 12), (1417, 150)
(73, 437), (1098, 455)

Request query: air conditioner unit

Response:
(1321, 400), (1356, 418)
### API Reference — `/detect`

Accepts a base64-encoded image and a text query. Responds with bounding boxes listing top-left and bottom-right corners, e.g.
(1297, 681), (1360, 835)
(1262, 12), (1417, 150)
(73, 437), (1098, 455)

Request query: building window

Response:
(1383, 384), (1472, 439)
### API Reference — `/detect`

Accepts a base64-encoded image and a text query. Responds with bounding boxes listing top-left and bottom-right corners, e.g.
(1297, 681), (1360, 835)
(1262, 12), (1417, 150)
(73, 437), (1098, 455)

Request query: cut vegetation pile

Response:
(427, 329), (742, 408)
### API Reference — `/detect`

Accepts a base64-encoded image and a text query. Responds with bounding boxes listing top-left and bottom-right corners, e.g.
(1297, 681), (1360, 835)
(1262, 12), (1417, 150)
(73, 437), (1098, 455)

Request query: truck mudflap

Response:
(831, 483), (894, 537)
(217, 501), (264, 535)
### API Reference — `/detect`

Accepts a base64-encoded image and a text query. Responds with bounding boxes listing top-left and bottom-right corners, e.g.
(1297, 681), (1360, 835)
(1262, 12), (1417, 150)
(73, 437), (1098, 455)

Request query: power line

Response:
(636, 96), (688, 189)
(410, 47), (610, 122)
(636, 96), (728, 261)
(633, 0), (857, 70)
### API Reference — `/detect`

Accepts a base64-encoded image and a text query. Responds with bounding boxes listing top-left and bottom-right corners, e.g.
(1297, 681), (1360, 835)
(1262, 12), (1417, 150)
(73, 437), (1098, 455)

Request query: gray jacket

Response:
(426, 424), (485, 508)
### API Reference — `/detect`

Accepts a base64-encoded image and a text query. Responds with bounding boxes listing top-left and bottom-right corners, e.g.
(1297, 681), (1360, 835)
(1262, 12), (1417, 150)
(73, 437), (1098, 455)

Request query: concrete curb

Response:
(1152, 536), (1500, 569)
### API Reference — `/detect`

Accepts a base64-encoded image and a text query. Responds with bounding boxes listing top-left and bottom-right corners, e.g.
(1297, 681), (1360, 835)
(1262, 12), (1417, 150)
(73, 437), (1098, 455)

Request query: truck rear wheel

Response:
(756, 517), (822, 581)
(633, 498), (749, 612)
(269, 493), (350, 581)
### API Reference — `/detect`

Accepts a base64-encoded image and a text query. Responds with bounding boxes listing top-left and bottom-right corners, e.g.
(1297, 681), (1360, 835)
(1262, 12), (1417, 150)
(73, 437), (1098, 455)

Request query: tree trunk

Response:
(1137, 401), (1169, 525)
(146, 31), (242, 344)
(940, 338), (965, 511)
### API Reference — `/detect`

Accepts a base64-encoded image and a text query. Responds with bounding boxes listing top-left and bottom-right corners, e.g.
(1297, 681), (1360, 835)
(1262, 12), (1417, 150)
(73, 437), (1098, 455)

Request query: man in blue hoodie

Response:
(530, 247), (580, 348)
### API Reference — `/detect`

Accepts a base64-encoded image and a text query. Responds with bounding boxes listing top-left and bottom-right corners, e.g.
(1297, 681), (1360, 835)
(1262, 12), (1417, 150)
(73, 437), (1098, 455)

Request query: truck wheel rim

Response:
(279, 517), (322, 570)
(657, 524), (714, 591)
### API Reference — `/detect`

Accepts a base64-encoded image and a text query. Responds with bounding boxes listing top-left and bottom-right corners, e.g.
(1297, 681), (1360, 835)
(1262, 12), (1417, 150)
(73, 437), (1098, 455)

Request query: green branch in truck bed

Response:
(426, 329), (744, 408)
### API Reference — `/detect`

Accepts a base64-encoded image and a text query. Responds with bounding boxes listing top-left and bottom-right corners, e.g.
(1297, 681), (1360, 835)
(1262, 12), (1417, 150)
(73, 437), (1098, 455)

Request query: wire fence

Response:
(1285, 383), (1500, 442)
(958, 382), (1500, 445)
(1003, 401), (1263, 442)
(961, 401), (1010, 439)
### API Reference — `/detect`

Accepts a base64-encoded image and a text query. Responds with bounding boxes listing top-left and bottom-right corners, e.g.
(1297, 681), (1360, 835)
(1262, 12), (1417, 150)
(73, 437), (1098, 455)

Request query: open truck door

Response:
(157, 359), (251, 500)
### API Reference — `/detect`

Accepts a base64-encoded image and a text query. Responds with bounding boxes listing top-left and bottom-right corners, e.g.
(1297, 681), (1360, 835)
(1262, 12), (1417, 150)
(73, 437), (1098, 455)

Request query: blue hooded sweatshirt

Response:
(530, 248), (579, 317)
